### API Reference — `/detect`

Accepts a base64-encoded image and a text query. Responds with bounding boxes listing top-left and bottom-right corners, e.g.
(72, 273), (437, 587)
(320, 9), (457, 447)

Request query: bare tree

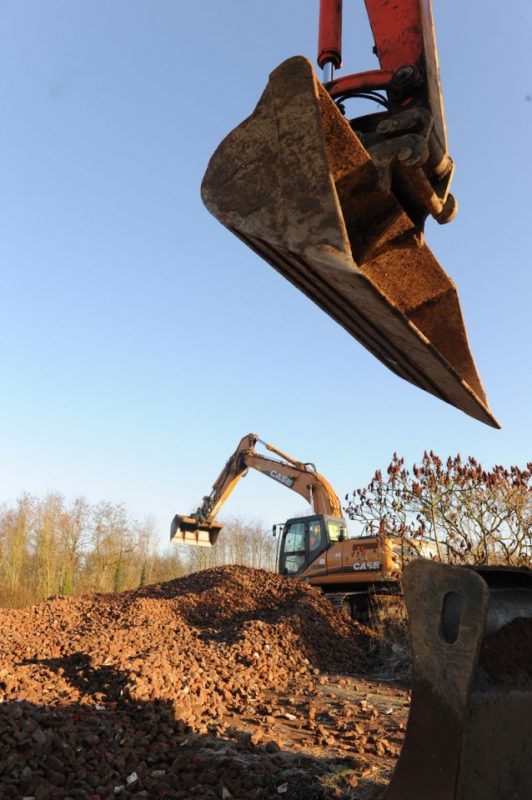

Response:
(147, 548), (187, 584)
(33, 494), (65, 600)
(83, 502), (131, 592)
(0, 494), (33, 599)
(346, 453), (532, 566)
(132, 515), (158, 587)
(56, 497), (91, 595)
(183, 516), (277, 573)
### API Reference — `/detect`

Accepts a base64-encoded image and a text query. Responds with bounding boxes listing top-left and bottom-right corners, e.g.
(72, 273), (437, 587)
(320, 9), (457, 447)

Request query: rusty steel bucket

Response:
(201, 56), (498, 428)
(384, 560), (532, 799)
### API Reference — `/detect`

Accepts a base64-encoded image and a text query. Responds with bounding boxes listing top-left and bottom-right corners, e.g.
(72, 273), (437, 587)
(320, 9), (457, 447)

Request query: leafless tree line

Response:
(185, 516), (278, 573)
(0, 496), (278, 607)
(0, 494), (187, 607)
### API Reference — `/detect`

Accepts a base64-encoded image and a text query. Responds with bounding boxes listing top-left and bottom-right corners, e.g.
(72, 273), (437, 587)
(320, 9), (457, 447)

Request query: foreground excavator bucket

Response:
(202, 57), (499, 428)
(170, 515), (222, 547)
(384, 560), (532, 799)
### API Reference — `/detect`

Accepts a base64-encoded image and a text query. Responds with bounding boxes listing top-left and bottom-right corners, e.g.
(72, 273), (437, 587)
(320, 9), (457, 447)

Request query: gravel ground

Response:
(0, 566), (409, 800)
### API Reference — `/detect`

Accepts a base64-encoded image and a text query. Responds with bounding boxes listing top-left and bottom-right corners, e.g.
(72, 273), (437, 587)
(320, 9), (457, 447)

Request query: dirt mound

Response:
(1, 566), (372, 710)
(0, 566), (407, 799)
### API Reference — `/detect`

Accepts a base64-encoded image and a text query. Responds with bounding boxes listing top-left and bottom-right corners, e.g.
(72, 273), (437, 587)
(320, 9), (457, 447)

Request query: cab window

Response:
(281, 521), (306, 575)
(308, 521), (323, 553)
(327, 520), (346, 542)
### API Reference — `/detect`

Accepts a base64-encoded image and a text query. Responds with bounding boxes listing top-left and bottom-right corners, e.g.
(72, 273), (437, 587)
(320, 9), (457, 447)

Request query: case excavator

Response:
(201, 0), (499, 428)
(171, 432), (431, 617)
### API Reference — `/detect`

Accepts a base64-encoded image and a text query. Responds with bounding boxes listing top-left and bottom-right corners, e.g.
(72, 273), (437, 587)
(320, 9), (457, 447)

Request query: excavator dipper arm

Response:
(170, 434), (342, 546)
(319, 0), (454, 227)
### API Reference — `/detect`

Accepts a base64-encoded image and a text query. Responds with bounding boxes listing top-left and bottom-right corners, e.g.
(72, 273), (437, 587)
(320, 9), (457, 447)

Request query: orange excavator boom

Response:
(170, 433), (342, 546)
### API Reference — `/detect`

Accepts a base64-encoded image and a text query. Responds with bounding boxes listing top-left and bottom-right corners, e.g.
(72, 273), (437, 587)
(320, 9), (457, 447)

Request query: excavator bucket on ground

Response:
(202, 56), (499, 428)
(170, 514), (222, 547)
(384, 560), (532, 799)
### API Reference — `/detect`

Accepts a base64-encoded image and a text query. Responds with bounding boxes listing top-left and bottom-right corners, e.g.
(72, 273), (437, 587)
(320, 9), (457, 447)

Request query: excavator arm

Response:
(201, 1), (498, 427)
(170, 433), (342, 547)
(319, 0), (454, 228)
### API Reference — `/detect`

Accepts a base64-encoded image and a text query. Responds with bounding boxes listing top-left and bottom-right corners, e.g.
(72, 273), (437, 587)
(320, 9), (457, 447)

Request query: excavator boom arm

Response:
(171, 434), (342, 546)
(244, 453), (342, 517)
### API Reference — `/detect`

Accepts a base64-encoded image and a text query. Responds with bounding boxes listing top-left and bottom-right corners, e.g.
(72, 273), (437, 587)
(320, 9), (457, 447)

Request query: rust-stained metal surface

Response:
(201, 56), (499, 428)
(383, 561), (532, 799)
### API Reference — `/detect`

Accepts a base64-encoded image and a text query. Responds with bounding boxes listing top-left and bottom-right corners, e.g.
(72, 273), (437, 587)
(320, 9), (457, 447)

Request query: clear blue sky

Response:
(1, 1), (531, 546)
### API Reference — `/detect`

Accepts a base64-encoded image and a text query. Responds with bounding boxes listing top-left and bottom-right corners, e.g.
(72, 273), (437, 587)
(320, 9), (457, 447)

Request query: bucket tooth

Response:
(201, 56), (499, 428)
(384, 561), (532, 799)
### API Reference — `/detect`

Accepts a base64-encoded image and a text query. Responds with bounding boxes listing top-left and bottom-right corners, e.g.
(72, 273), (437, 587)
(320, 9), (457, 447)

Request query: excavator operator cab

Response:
(278, 514), (347, 576)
